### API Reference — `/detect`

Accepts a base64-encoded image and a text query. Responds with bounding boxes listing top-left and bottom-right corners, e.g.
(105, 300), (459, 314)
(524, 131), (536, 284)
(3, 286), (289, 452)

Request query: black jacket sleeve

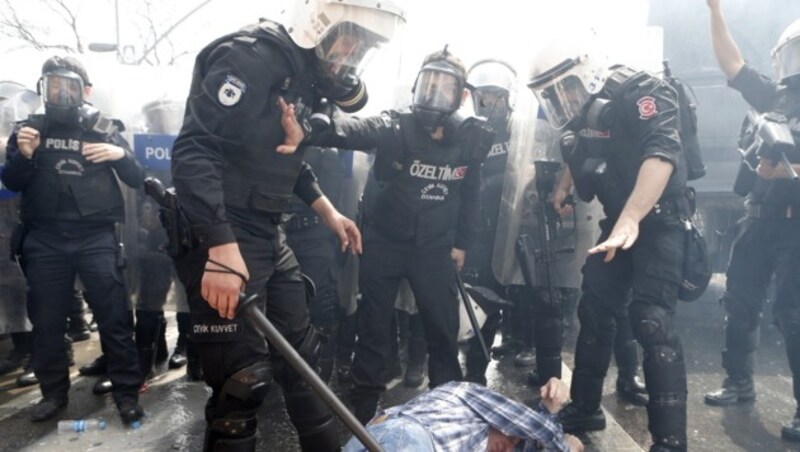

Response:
(293, 161), (324, 206)
(728, 64), (780, 113)
(322, 111), (397, 152)
(171, 39), (290, 247)
(0, 131), (35, 192)
(455, 160), (483, 251)
(108, 130), (145, 189)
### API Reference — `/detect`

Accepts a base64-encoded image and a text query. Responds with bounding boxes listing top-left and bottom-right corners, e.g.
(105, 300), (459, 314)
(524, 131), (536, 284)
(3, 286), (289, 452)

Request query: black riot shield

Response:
(0, 84), (41, 333)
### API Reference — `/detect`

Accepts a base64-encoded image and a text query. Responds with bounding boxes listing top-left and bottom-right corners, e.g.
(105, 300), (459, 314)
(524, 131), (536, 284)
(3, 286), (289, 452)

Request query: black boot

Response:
(138, 346), (157, 381)
(185, 341), (204, 381)
(67, 315), (91, 343)
(93, 375), (113, 395)
(514, 347), (536, 367)
(30, 397), (68, 422)
(491, 339), (522, 358)
(617, 373), (648, 406)
(558, 401), (606, 433)
(0, 338), (30, 376)
(169, 313), (190, 369)
(79, 355), (108, 376)
(782, 408), (800, 442)
(16, 361), (38, 387)
(117, 399), (144, 425)
(704, 377), (756, 406)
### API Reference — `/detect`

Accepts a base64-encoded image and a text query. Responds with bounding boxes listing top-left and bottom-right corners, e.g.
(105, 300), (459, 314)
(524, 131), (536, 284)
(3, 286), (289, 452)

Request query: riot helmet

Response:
(773, 19), (800, 84)
(285, 0), (405, 104)
(527, 34), (608, 130)
(467, 59), (517, 126)
(38, 56), (91, 124)
(411, 47), (467, 131)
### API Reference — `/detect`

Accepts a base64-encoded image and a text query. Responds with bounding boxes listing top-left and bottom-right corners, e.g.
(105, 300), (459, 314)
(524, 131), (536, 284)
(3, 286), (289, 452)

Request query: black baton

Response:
(236, 294), (383, 452)
(454, 269), (491, 363)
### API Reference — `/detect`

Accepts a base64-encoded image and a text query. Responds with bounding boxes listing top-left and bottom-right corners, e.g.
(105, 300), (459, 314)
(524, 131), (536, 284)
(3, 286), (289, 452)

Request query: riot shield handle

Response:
(236, 293), (384, 452)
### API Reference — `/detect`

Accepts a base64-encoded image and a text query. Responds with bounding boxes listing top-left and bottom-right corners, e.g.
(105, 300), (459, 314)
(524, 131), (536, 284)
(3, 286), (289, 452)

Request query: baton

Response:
(454, 268), (491, 363)
(236, 294), (383, 452)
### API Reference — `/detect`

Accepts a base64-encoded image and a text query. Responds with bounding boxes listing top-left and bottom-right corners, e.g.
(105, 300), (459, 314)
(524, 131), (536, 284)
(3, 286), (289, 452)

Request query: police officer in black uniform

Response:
(284, 47), (494, 423)
(285, 146), (346, 383)
(528, 36), (691, 451)
(704, 1), (800, 441)
(168, 1), (404, 450)
(1, 56), (145, 424)
(461, 59), (515, 384)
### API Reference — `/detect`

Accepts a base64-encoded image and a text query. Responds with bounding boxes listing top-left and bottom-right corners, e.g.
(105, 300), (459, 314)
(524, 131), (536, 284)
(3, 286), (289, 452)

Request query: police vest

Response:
(20, 117), (125, 223)
(370, 113), (474, 245)
(202, 20), (320, 214)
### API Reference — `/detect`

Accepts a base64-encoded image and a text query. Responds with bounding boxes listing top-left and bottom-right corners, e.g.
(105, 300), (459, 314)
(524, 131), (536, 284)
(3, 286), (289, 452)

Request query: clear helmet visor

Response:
(412, 69), (461, 114)
(774, 36), (800, 82)
(42, 72), (83, 108)
(472, 87), (510, 120)
(531, 74), (590, 130)
(315, 21), (386, 80)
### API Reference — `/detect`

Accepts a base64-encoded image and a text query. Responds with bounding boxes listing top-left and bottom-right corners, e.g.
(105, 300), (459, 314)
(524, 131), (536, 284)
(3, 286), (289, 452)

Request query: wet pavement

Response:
(0, 275), (799, 451)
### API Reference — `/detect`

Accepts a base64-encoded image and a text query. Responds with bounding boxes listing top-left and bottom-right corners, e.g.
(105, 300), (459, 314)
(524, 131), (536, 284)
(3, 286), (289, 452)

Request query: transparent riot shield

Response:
(0, 84), (41, 333)
(492, 92), (601, 289)
(337, 151), (373, 316)
(127, 98), (188, 313)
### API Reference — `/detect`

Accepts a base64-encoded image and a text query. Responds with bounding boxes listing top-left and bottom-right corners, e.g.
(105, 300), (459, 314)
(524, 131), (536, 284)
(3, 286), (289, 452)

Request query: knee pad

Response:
(629, 303), (674, 347)
(207, 361), (272, 437)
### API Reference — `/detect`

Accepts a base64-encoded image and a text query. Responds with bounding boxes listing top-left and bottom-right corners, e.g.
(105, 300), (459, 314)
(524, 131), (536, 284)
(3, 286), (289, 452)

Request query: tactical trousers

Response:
(721, 216), (800, 400)
(287, 226), (340, 383)
(173, 223), (337, 451)
(350, 226), (462, 422)
(571, 217), (687, 449)
(23, 226), (141, 406)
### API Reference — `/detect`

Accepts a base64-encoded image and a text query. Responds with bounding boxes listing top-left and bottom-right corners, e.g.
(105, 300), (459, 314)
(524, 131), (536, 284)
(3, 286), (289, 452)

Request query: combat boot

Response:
(704, 377), (755, 406)
(782, 408), (800, 442)
(16, 361), (38, 387)
(30, 397), (68, 422)
(66, 315), (91, 342)
(93, 375), (113, 395)
(79, 355), (107, 376)
(403, 360), (425, 388)
(616, 373), (648, 406)
(491, 339), (522, 358)
(558, 401), (606, 433)
(0, 347), (29, 375)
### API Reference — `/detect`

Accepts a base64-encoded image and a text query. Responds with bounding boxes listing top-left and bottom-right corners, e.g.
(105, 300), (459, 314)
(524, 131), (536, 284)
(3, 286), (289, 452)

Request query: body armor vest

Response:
(20, 116), (125, 223)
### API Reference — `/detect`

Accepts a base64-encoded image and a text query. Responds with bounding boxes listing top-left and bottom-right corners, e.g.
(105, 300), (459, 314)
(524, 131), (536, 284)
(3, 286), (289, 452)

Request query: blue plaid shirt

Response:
(378, 381), (570, 452)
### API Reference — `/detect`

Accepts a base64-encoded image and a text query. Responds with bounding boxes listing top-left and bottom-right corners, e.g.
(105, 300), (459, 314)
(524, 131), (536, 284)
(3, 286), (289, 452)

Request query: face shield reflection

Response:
(42, 74), (83, 108)
(775, 37), (800, 82)
(412, 70), (461, 113)
(315, 22), (385, 81)
(532, 74), (590, 130)
(472, 87), (509, 120)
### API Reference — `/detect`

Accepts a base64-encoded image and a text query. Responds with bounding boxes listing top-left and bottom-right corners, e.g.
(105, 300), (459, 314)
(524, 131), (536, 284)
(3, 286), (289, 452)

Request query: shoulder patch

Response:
(218, 74), (247, 107)
(637, 96), (658, 120)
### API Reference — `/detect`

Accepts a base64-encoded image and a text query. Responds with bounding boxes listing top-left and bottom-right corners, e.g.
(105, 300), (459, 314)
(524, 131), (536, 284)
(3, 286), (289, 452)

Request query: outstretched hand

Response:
(276, 97), (304, 154)
(588, 216), (639, 262)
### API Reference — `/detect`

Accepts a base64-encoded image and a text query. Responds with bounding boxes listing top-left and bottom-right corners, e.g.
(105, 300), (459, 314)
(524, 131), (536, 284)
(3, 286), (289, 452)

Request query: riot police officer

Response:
(284, 47), (495, 423)
(528, 34), (691, 451)
(1, 56), (145, 424)
(704, 0), (800, 441)
(285, 146), (346, 383)
(169, 1), (404, 450)
(461, 59), (517, 383)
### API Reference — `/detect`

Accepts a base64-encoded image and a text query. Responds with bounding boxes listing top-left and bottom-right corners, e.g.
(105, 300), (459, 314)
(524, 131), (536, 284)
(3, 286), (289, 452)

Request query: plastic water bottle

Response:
(57, 419), (107, 433)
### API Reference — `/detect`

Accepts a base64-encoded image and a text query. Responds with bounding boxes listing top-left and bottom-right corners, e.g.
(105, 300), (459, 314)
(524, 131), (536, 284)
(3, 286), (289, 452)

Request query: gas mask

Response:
(40, 69), (84, 125)
(411, 60), (465, 132)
